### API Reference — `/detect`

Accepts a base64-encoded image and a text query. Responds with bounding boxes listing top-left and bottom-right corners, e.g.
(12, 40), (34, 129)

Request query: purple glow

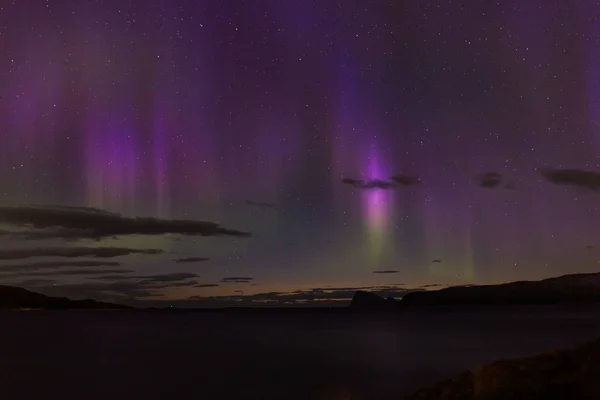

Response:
(362, 143), (394, 266)
(2, 1), (600, 299)
(84, 112), (138, 214)
(152, 108), (169, 218)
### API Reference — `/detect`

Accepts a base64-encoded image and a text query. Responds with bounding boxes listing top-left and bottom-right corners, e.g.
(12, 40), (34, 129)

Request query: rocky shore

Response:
(403, 336), (600, 399)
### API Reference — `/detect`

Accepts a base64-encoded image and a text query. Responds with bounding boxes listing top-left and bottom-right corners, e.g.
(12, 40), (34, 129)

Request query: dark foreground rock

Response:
(403, 336), (600, 399)
(0, 285), (129, 310)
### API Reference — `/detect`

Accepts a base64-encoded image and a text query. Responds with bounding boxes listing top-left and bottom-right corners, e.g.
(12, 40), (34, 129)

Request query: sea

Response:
(1, 305), (600, 399)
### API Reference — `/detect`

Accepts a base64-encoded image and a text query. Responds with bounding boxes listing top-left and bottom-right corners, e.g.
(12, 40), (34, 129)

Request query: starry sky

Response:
(2, 0), (600, 306)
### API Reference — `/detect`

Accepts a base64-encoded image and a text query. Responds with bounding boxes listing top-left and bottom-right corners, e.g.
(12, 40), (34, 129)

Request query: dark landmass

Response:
(349, 290), (401, 309)
(350, 272), (600, 309)
(403, 336), (600, 399)
(400, 272), (600, 306)
(0, 285), (129, 310)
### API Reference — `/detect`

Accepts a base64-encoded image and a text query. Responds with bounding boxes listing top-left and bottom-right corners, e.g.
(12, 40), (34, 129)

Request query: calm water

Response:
(1, 306), (600, 399)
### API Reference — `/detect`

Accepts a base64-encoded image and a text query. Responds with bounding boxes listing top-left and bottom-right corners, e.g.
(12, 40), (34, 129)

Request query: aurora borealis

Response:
(2, 1), (600, 305)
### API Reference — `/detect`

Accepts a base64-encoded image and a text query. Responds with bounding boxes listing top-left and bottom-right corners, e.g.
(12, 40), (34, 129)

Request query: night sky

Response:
(2, 1), (600, 306)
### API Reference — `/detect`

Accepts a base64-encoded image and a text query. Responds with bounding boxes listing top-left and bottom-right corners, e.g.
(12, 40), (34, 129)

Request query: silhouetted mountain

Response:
(0, 285), (129, 310)
(350, 290), (400, 309)
(349, 273), (600, 309)
(401, 272), (600, 306)
(403, 336), (600, 399)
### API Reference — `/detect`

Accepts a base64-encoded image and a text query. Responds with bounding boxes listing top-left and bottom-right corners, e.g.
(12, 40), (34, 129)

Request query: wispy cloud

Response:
(0, 247), (162, 260)
(174, 257), (210, 264)
(220, 277), (253, 283)
(1, 269), (134, 277)
(540, 167), (600, 191)
(31, 273), (199, 300)
(0, 205), (251, 240)
(342, 174), (421, 190)
(0, 260), (121, 272)
(389, 174), (421, 186)
(475, 172), (503, 188)
(342, 178), (396, 190)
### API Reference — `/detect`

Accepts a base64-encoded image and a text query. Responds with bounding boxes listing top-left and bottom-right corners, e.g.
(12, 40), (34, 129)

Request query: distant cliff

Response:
(403, 336), (600, 399)
(0, 285), (129, 310)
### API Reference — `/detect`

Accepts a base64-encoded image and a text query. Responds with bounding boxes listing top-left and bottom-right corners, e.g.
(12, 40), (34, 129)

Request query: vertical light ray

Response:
(362, 144), (393, 268)
(331, 59), (363, 224)
(585, 5), (600, 130)
(152, 109), (169, 218)
(84, 112), (138, 214)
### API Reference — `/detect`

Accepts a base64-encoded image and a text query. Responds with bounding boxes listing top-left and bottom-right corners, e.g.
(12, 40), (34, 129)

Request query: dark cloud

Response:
(0, 229), (89, 241)
(421, 284), (443, 288)
(432, 259), (442, 263)
(341, 178), (396, 190)
(42, 205), (118, 215)
(141, 273), (198, 282)
(90, 275), (133, 281)
(0, 247), (162, 260)
(15, 278), (56, 286)
(165, 280), (199, 288)
(174, 257), (209, 263)
(343, 174), (421, 190)
(389, 174), (421, 186)
(317, 286), (375, 291)
(360, 179), (396, 189)
(0, 260), (120, 272)
(220, 277), (253, 283)
(1, 269), (133, 277)
(246, 200), (278, 210)
(475, 172), (503, 188)
(0, 205), (251, 240)
(35, 282), (161, 300)
(34, 273), (199, 300)
(587, 245), (595, 250)
(195, 283), (219, 288)
(341, 178), (363, 186)
(91, 272), (198, 283)
(540, 167), (600, 191)
(372, 270), (398, 274)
